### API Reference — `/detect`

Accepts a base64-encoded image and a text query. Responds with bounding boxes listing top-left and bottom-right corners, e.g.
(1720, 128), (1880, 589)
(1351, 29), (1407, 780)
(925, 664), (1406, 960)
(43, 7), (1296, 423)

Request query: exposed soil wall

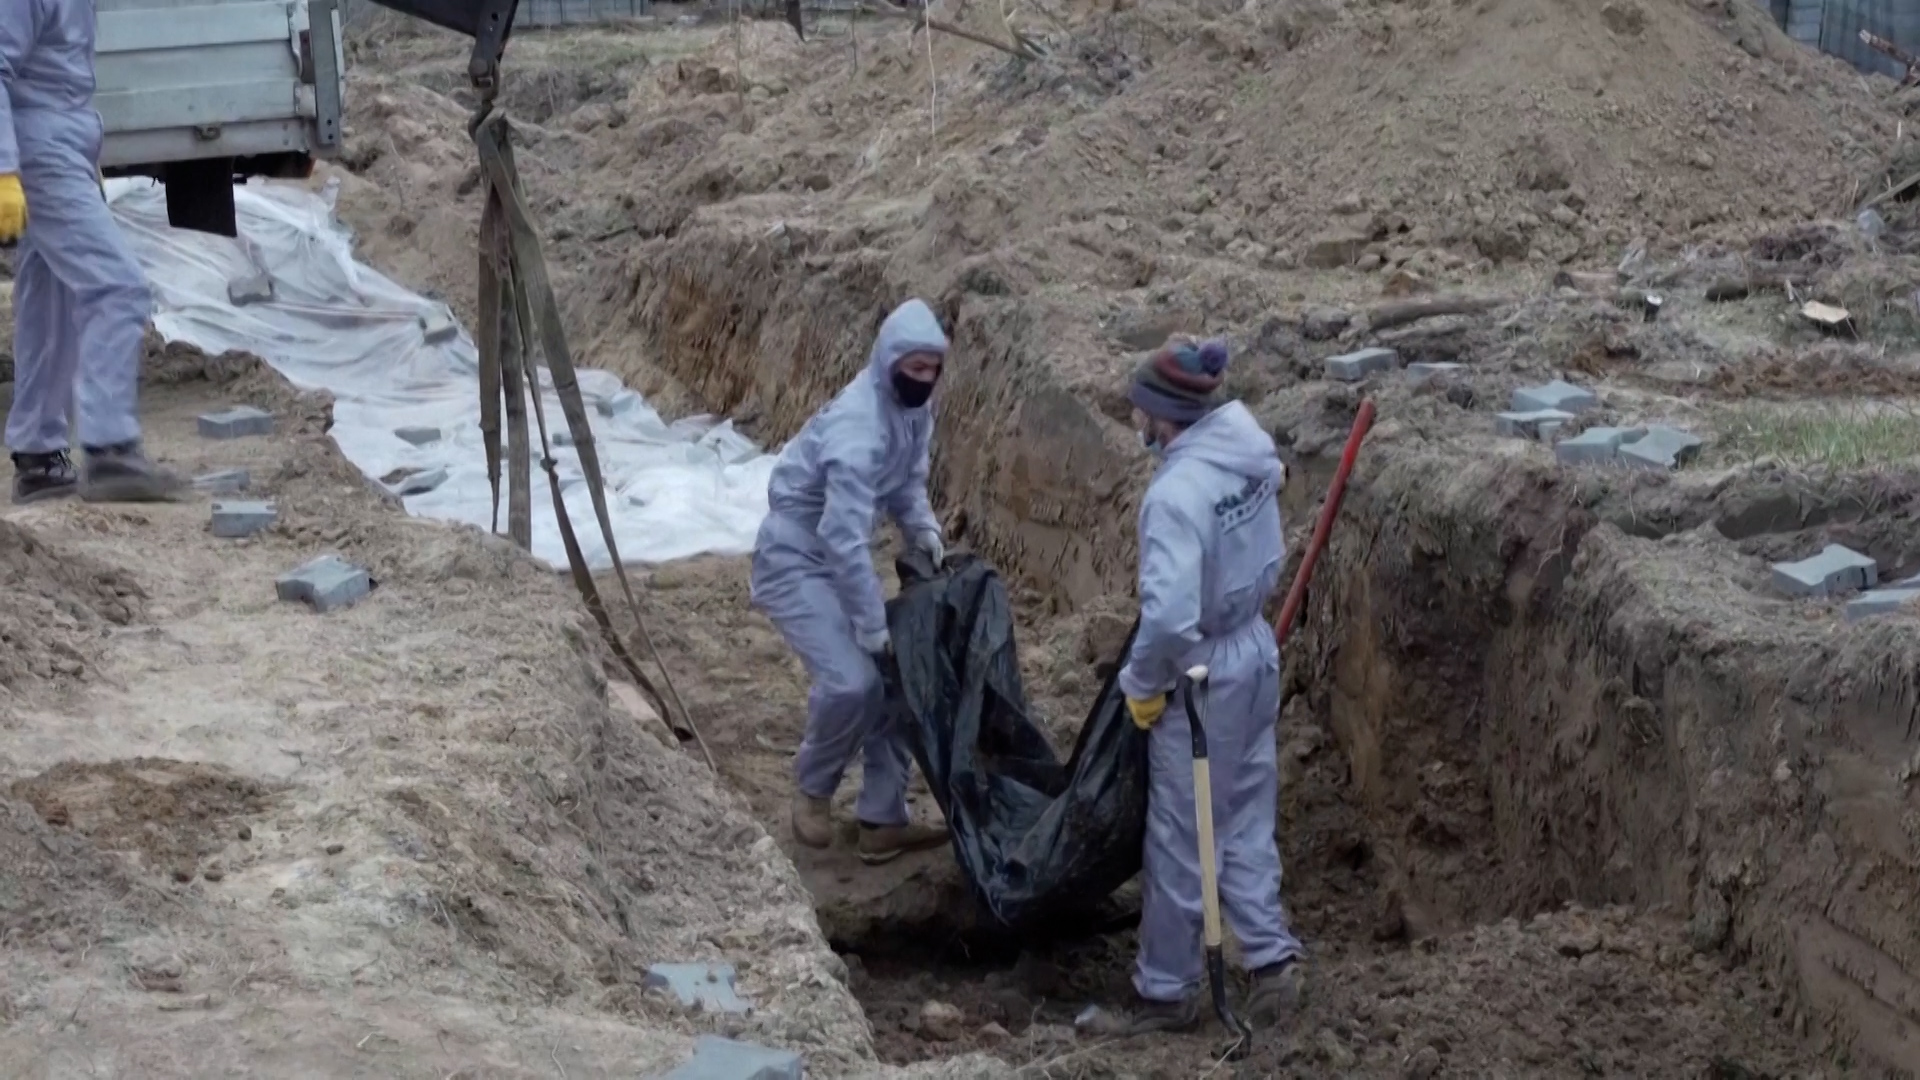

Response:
(1293, 440), (1920, 1072)
(619, 213), (1920, 1072)
(621, 225), (1143, 607)
(327, 9), (1920, 1073)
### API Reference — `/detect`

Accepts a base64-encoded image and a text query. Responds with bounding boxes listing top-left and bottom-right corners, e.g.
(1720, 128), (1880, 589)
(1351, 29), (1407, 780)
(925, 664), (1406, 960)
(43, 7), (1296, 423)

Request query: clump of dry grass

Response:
(1714, 401), (1920, 469)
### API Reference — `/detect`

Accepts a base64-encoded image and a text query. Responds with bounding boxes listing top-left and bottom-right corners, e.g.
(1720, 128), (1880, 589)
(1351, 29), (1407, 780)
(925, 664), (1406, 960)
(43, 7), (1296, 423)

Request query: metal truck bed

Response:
(94, 0), (345, 235)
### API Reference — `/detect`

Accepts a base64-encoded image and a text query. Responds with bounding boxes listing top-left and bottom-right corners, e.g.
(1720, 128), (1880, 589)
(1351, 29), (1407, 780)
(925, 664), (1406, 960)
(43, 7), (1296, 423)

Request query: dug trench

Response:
(606, 255), (1920, 1075)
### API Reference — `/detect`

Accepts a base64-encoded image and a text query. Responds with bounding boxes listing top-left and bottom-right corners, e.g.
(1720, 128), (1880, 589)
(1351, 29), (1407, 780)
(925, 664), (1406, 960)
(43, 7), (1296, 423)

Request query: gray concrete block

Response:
(643, 963), (751, 1014)
(391, 467), (448, 497)
(210, 500), (276, 539)
(1553, 426), (1647, 466)
(1495, 409), (1574, 439)
(1536, 420), (1566, 444)
(226, 273), (274, 307)
(198, 406), (275, 440)
(1406, 361), (1464, 383)
(1324, 347), (1399, 382)
(1845, 588), (1920, 623)
(1772, 544), (1879, 599)
(419, 309), (460, 345)
(1512, 379), (1599, 415)
(274, 554), (372, 614)
(394, 426), (441, 447)
(662, 1037), (801, 1080)
(192, 468), (251, 494)
(1617, 425), (1703, 471)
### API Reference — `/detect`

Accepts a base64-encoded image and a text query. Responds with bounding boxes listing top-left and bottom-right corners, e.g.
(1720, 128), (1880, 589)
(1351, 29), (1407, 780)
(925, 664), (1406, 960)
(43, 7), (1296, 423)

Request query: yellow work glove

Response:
(0, 174), (25, 243)
(1126, 694), (1167, 731)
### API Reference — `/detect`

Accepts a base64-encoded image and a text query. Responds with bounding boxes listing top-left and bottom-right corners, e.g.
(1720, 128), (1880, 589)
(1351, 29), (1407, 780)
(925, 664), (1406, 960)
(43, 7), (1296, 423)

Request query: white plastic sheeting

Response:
(107, 179), (777, 568)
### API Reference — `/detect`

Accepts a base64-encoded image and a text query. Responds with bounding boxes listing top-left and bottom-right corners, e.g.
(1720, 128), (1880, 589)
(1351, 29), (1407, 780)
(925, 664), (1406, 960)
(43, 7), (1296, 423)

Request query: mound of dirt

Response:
(142, 333), (336, 434)
(0, 518), (143, 695)
(0, 794), (141, 949)
(1123, 0), (1890, 262)
(12, 759), (278, 883)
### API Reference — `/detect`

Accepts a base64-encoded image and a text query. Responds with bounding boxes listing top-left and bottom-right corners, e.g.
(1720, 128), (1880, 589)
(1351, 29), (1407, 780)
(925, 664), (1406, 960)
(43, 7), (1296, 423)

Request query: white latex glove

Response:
(912, 529), (945, 566)
(857, 628), (891, 656)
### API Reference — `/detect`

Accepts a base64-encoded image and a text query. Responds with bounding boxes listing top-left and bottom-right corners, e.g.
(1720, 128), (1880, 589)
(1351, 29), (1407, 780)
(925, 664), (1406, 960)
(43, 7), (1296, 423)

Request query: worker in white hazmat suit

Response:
(750, 299), (953, 865)
(1116, 339), (1304, 1032)
(1, 0), (181, 505)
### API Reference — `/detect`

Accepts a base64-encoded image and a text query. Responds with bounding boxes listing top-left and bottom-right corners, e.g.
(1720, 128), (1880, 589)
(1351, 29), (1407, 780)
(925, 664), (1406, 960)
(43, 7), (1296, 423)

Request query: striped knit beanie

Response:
(1128, 339), (1229, 424)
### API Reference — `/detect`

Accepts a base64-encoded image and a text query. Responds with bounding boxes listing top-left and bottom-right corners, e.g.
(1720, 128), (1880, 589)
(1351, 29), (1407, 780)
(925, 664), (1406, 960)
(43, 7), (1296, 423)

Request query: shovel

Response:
(1176, 663), (1254, 1060)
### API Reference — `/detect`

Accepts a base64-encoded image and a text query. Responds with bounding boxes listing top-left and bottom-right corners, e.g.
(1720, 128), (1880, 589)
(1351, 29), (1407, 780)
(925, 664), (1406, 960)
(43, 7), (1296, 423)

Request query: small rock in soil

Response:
(1319, 1028), (1359, 1069)
(1301, 306), (1352, 341)
(1383, 268), (1431, 297)
(1555, 925), (1604, 958)
(920, 1000), (965, 1041)
(1405, 1045), (1442, 1080)
(1688, 893), (1731, 954)
(978, 1022), (1010, 1042)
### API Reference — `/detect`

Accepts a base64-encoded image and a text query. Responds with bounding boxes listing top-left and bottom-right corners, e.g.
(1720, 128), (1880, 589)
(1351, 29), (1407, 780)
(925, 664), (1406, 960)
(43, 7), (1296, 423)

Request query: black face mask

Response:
(892, 369), (936, 409)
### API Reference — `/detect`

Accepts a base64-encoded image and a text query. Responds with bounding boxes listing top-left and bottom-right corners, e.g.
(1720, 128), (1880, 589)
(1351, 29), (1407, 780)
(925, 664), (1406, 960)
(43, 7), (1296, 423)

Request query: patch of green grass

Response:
(1714, 402), (1920, 469)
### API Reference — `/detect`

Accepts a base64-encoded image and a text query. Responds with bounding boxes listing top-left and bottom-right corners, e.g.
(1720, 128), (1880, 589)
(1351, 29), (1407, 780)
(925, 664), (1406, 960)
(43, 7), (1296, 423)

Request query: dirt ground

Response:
(2, 0), (1919, 1075)
(0, 342), (1003, 1077)
(328, 0), (1920, 1074)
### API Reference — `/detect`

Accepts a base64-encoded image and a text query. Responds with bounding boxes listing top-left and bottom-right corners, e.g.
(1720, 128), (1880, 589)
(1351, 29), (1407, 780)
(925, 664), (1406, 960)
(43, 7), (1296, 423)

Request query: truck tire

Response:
(163, 157), (239, 238)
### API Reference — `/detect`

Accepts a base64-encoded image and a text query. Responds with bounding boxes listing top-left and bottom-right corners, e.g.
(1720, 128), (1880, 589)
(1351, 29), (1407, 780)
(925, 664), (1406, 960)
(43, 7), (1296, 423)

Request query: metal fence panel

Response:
(1776, 0), (1920, 77)
(1786, 0), (1824, 42)
(515, 0), (652, 27)
(340, 0), (653, 29)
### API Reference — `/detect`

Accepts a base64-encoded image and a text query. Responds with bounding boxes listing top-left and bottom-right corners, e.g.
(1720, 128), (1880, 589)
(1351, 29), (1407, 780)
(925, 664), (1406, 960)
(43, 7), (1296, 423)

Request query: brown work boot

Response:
(11, 450), (78, 505)
(1245, 959), (1303, 1027)
(80, 441), (184, 503)
(791, 793), (833, 849)
(856, 820), (949, 865)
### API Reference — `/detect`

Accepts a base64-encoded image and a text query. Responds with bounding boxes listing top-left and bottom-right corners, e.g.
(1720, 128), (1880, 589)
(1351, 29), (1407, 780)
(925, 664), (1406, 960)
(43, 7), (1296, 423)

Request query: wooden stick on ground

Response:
(852, 2), (1044, 60)
(1365, 294), (1512, 333)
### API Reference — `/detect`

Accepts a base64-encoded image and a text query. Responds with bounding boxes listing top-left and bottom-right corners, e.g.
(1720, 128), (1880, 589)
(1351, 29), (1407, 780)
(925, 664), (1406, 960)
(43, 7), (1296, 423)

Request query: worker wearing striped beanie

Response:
(1111, 334), (1304, 1036)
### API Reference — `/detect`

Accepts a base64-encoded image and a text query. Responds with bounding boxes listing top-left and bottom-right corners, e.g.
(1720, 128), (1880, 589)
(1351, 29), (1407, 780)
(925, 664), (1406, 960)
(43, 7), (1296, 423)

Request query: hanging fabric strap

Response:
(469, 98), (712, 772)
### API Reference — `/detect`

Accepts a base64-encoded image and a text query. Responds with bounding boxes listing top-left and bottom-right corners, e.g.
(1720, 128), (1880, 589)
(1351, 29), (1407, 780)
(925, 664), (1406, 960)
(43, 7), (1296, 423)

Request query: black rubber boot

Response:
(1080, 994), (1201, 1036)
(80, 441), (184, 503)
(10, 450), (79, 505)
(1246, 959), (1304, 1027)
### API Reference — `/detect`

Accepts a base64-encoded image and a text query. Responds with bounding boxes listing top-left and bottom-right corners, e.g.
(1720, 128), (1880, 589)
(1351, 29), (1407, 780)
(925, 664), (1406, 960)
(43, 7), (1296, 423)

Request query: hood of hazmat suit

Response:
(755, 299), (949, 643)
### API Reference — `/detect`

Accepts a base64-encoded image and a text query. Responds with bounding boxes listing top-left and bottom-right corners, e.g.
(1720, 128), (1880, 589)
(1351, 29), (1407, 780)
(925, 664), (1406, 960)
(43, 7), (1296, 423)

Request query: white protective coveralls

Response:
(749, 300), (948, 827)
(0, 0), (152, 454)
(1118, 399), (1304, 1002)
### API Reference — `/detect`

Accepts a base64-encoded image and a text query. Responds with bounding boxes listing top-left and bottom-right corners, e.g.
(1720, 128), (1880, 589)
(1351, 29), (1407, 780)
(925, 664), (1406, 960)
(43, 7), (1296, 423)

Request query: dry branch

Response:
(846, 2), (1045, 60)
(1365, 295), (1512, 333)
